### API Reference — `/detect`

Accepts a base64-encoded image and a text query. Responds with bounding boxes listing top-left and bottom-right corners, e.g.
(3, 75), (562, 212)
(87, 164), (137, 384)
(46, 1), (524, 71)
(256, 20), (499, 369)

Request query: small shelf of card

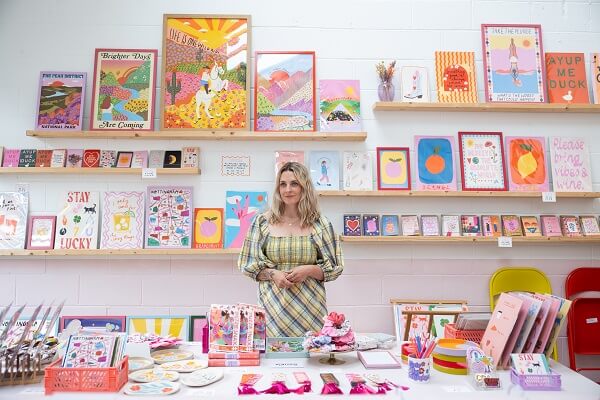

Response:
(319, 190), (600, 199)
(341, 236), (600, 244)
(0, 167), (199, 175)
(0, 249), (240, 257)
(373, 102), (600, 113)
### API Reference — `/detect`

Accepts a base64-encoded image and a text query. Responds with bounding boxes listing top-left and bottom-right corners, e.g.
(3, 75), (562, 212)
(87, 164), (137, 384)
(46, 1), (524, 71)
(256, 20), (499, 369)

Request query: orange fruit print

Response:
(510, 139), (545, 184)
(425, 146), (445, 174)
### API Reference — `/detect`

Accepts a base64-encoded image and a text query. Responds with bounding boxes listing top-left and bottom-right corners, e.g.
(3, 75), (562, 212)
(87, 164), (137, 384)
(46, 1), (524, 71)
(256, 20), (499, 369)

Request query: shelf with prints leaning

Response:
(0, 167), (201, 175)
(341, 236), (600, 244)
(372, 102), (600, 113)
(26, 130), (367, 142)
(318, 190), (600, 199)
(0, 248), (240, 257)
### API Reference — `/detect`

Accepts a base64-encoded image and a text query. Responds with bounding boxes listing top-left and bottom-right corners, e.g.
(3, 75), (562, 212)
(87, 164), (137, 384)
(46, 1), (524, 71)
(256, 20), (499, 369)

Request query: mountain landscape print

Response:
(319, 79), (361, 132)
(255, 52), (316, 132)
(36, 71), (86, 130)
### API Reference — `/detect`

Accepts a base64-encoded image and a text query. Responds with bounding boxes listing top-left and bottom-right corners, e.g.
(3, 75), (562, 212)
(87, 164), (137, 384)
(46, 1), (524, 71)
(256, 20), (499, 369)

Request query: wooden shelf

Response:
(26, 130), (367, 141)
(341, 236), (600, 244)
(0, 167), (200, 175)
(318, 190), (600, 198)
(373, 102), (600, 113)
(0, 248), (239, 256)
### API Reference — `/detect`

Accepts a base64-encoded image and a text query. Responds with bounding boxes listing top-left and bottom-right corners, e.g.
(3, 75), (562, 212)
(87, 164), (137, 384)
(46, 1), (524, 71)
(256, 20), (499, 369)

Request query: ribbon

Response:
(259, 382), (307, 395)
(321, 382), (343, 395)
(300, 382), (312, 393)
(238, 384), (261, 395)
(349, 383), (379, 395)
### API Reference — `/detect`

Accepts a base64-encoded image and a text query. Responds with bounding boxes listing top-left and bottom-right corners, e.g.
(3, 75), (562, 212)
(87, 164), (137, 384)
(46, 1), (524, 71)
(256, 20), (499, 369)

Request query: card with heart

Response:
(82, 149), (101, 168)
(344, 214), (361, 236)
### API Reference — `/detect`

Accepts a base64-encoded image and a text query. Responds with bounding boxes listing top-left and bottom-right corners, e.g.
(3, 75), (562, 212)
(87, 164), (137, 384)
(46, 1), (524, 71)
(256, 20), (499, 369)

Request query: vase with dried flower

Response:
(376, 61), (396, 102)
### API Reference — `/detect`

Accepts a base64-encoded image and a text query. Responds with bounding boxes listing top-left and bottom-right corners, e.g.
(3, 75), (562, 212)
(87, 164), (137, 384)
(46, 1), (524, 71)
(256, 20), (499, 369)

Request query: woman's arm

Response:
(238, 215), (273, 281)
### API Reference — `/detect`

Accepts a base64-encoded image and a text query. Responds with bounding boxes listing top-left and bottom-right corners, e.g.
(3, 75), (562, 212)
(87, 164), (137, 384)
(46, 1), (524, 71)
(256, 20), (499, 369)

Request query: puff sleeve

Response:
(312, 216), (344, 282)
(237, 214), (276, 281)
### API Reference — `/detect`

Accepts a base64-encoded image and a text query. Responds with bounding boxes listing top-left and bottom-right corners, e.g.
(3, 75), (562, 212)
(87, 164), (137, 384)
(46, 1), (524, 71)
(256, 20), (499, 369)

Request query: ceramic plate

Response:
(151, 349), (194, 364)
(129, 368), (180, 383)
(128, 357), (155, 372)
(181, 369), (224, 387)
(124, 381), (180, 396)
(158, 359), (208, 372)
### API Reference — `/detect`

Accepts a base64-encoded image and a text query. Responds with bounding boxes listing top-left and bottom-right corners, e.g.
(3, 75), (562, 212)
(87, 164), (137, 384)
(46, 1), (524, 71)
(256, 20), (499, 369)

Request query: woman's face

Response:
(279, 170), (302, 208)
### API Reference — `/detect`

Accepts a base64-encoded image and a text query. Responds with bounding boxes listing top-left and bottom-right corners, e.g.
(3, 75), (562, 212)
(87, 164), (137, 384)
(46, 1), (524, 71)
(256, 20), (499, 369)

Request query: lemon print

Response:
(517, 144), (537, 179)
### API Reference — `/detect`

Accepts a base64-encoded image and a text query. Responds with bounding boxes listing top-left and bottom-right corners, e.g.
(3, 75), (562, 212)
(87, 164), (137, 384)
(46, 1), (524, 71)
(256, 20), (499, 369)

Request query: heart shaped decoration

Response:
(83, 151), (100, 167)
(346, 220), (359, 231)
(466, 157), (472, 164)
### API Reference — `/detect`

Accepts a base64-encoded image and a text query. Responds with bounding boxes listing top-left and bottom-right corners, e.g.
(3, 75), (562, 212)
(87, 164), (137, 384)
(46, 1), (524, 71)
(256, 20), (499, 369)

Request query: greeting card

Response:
(66, 149), (83, 167)
(50, 149), (66, 167)
(319, 79), (361, 132)
(275, 151), (305, 176)
(521, 293), (552, 353)
(1, 149), (20, 167)
(381, 215), (399, 236)
(501, 215), (523, 236)
(461, 215), (481, 236)
(401, 66), (430, 102)
(116, 151), (133, 168)
(505, 136), (549, 192)
(401, 215), (420, 236)
(511, 353), (551, 375)
(0, 192), (28, 249)
(435, 51), (478, 103)
(540, 215), (562, 237)
(82, 149), (101, 168)
(224, 191), (268, 249)
(545, 53), (589, 104)
(520, 216), (541, 237)
(309, 151), (340, 190)
(238, 305), (255, 353)
(35, 150), (52, 167)
(131, 151), (148, 168)
(163, 150), (182, 168)
(414, 136), (457, 191)
(549, 137), (592, 192)
(343, 151), (373, 191)
(459, 132), (507, 191)
(362, 214), (380, 236)
(442, 215), (461, 236)
(580, 216), (600, 236)
(54, 191), (100, 250)
(145, 186), (192, 248)
(560, 215), (582, 237)
(482, 215), (502, 237)
(99, 150), (116, 168)
(193, 208), (223, 249)
(101, 191), (144, 249)
(18, 149), (37, 167)
(421, 215), (440, 236)
(148, 150), (165, 168)
(481, 292), (523, 368)
(182, 147), (199, 168)
(512, 292), (543, 354)
(62, 334), (115, 368)
(343, 214), (361, 236)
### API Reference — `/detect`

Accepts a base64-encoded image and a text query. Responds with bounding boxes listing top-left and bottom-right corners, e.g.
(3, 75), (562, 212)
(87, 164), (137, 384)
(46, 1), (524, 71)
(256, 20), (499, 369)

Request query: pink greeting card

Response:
(481, 292), (523, 368)
(522, 293), (552, 353)
(540, 215), (562, 237)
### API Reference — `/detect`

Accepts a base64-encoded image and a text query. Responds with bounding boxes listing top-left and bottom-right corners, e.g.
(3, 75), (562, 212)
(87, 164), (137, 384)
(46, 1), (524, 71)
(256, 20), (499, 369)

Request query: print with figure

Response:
(377, 147), (411, 190)
(253, 307), (267, 350)
(319, 79), (361, 132)
(481, 24), (546, 102)
(415, 136), (456, 191)
(90, 49), (157, 130)
(309, 151), (340, 191)
(255, 52), (316, 131)
(145, 187), (192, 249)
(209, 305), (240, 351)
(36, 72), (86, 130)
(401, 66), (430, 102)
(505, 136), (548, 192)
(161, 15), (250, 130)
(224, 191), (267, 249)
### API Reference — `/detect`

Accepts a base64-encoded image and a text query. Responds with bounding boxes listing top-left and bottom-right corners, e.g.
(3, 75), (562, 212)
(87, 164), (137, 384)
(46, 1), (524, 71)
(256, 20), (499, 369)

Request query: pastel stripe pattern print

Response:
(435, 51), (478, 103)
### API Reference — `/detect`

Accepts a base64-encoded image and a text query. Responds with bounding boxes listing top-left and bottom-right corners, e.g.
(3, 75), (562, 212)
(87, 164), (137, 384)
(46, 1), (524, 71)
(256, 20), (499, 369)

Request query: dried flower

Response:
(375, 60), (396, 83)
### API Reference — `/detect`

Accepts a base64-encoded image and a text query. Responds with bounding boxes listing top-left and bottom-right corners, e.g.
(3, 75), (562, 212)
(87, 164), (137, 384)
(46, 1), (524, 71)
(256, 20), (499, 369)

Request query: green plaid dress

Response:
(238, 214), (344, 337)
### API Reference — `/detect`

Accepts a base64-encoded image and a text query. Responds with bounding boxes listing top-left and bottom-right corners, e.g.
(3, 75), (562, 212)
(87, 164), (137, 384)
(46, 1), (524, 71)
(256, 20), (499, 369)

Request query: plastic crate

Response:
(510, 368), (561, 391)
(44, 356), (128, 395)
(444, 323), (484, 344)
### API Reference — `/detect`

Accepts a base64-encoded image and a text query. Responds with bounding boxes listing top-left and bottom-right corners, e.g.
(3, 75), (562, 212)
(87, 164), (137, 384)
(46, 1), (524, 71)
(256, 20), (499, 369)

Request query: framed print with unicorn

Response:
(161, 14), (251, 130)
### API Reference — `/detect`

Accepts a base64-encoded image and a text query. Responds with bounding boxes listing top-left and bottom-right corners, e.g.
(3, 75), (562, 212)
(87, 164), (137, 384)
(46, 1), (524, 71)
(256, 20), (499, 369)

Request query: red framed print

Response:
(90, 48), (158, 131)
(376, 147), (411, 190)
(26, 215), (56, 250)
(458, 132), (507, 191)
(254, 51), (316, 132)
(481, 24), (546, 103)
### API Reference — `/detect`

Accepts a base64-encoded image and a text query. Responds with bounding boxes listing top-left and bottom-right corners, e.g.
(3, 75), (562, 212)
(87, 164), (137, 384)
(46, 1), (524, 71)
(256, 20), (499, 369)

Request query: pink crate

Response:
(44, 356), (128, 395)
(444, 323), (484, 344)
(510, 368), (561, 391)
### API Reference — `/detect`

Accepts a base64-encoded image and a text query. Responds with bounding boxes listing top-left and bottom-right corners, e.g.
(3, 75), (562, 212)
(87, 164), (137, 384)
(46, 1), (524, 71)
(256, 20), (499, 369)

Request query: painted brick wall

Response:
(1, 0), (599, 366)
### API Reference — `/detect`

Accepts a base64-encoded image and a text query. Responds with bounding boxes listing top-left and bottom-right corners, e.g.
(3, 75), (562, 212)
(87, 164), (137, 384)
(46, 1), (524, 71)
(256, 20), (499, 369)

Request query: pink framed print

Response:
(26, 215), (56, 250)
(90, 48), (158, 131)
(458, 132), (507, 191)
(481, 24), (546, 103)
(376, 147), (411, 190)
(254, 51), (316, 132)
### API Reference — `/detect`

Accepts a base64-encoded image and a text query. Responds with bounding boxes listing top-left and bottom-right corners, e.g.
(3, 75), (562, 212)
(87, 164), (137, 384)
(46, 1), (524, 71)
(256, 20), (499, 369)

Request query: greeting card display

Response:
(377, 147), (410, 190)
(545, 53), (589, 104)
(309, 151), (340, 190)
(66, 149), (83, 167)
(101, 191), (145, 249)
(145, 186), (192, 248)
(481, 24), (546, 103)
(381, 215), (399, 236)
(131, 151), (148, 168)
(18, 149), (37, 167)
(362, 214), (380, 236)
(35, 71), (85, 130)
(275, 151), (304, 176)
(2, 149), (19, 167)
(520, 216), (541, 237)
(54, 191), (99, 250)
(593, 53), (600, 104)
(415, 136), (457, 191)
(116, 152), (133, 168)
(193, 208), (223, 249)
(148, 150), (164, 168)
(35, 150), (52, 167)
(505, 136), (549, 192)
(343, 214), (361, 236)
(421, 215), (440, 236)
(224, 191), (267, 249)
(90, 49), (158, 131)
(401, 66), (429, 102)
(0, 192), (28, 249)
(540, 215), (562, 237)
(435, 51), (478, 103)
(482, 215), (501, 237)
(401, 215), (420, 236)
(549, 137), (592, 192)
(461, 215), (481, 236)
(161, 15), (250, 130)
(442, 215), (461, 237)
(51, 150), (66, 167)
(255, 51), (315, 132)
(580, 216), (600, 236)
(319, 79), (361, 132)
(99, 150), (116, 167)
(343, 151), (372, 191)
(459, 132), (507, 191)
(27, 215), (56, 250)
(82, 149), (101, 168)
(560, 216), (582, 237)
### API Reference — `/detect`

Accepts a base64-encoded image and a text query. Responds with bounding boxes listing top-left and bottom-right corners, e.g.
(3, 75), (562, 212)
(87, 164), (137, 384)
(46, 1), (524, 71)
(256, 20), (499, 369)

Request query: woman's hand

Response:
(271, 269), (295, 289)
(286, 264), (323, 284)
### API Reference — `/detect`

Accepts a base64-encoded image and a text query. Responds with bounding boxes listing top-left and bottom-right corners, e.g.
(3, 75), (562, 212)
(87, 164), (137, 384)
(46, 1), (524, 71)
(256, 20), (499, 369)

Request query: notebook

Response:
(358, 351), (402, 369)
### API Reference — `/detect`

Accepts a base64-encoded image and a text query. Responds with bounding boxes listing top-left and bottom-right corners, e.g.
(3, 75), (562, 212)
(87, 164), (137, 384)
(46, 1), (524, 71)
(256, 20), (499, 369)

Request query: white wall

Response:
(1, 0), (599, 365)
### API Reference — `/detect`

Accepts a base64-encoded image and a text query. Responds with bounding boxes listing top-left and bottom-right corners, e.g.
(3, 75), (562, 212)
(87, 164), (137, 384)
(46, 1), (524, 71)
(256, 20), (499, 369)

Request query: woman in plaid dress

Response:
(238, 162), (344, 337)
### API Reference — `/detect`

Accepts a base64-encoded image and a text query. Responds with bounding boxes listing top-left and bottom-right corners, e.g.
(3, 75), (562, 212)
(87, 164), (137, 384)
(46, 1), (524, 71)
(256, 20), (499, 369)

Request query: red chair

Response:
(565, 267), (600, 374)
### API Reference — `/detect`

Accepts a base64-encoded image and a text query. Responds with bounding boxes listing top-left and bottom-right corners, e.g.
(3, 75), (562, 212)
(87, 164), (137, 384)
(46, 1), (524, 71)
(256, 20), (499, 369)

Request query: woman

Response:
(238, 162), (343, 337)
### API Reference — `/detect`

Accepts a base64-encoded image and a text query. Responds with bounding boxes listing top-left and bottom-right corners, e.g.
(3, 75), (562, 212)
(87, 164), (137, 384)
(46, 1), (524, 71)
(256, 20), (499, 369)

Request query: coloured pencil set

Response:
(407, 333), (438, 359)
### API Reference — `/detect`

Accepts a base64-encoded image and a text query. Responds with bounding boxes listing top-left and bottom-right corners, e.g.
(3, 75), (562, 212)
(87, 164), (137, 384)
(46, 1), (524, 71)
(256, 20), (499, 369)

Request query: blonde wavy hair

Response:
(269, 162), (320, 228)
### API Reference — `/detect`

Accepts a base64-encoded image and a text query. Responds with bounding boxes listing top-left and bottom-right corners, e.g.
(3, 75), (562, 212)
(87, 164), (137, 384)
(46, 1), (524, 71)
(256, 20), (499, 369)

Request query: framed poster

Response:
(458, 132), (507, 191)
(145, 186), (193, 248)
(60, 316), (126, 333)
(505, 136), (549, 192)
(255, 51), (316, 132)
(481, 24), (546, 103)
(26, 215), (56, 250)
(376, 147), (411, 190)
(127, 315), (190, 341)
(319, 79), (361, 132)
(414, 136), (457, 191)
(90, 49), (158, 131)
(161, 14), (251, 130)
(35, 71), (86, 130)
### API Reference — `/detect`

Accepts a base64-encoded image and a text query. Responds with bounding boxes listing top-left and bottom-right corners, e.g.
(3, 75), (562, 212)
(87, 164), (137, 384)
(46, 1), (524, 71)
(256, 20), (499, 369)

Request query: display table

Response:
(0, 350), (598, 399)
